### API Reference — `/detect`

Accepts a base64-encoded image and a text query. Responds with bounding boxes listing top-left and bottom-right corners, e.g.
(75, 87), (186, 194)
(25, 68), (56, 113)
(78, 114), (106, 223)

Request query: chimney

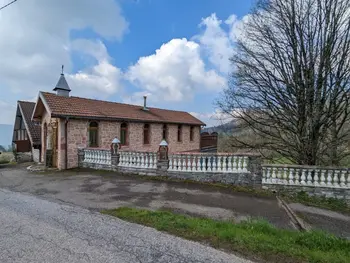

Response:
(143, 95), (148, 111)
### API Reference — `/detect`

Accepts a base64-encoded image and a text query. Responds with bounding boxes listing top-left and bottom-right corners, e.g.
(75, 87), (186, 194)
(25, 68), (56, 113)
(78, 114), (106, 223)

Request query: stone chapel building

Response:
(32, 72), (205, 169)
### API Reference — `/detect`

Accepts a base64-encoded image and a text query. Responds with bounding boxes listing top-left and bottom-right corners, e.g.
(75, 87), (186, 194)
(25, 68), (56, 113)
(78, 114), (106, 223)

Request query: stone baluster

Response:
(135, 152), (139, 167)
(141, 152), (146, 168)
(173, 155), (178, 171)
(289, 168), (294, 184)
(89, 150), (93, 163)
(333, 170), (340, 187)
(242, 157), (248, 172)
(271, 167), (277, 184)
(197, 155), (202, 172)
(265, 167), (271, 183)
(293, 168), (300, 184)
(103, 151), (108, 164)
(127, 152), (132, 167)
(227, 156), (232, 172)
(134, 152), (138, 167)
(346, 171), (350, 188)
(101, 151), (105, 164)
(237, 157), (242, 172)
(186, 155), (191, 171)
(152, 153), (157, 168)
(232, 156), (237, 172)
(147, 153), (152, 169)
(320, 170), (326, 185)
(122, 152), (126, 166)
(207, 156), (212, 172)
(217, 155), (222, 172)
(314, 169), (320, 186)
(300, 169), (306, 184)
(276, 168), (282, 184)
(179, 155), (184, 171)
(140, 152), (145, 168)
(97, 151), (100, 163)
(340, 170), (347, 187)
(306, 169), (313, 185)
(91, 150), (96, 163)
(326, 170), (333, 186)
(192, 155), (197, 172)
(107, 151), (111, 165)
(84, 150), (88, 162)
(212, 155), (217, 172)
(283, 167), (288, 184)
(168, 155), (173, 171)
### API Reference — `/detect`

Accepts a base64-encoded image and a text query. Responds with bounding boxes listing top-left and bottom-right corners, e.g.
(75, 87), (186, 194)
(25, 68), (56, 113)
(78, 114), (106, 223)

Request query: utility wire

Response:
(0, 0), (18, 11)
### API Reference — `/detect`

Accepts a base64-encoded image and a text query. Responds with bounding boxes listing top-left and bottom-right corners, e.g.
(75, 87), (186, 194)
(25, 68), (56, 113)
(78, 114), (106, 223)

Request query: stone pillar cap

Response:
(159, 140), (168, 146)
(112, 137), (121, 144)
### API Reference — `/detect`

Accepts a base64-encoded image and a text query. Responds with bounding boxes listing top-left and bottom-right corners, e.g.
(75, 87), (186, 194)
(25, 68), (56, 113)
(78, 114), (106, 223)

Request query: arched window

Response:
(143, 124), (150, 144)
(162, 124), (167, 140)
(177, 124), (182, 142)
(89, 121), (99, 147)
(190, 126), (194, 141)
(120, 122), (128, 145)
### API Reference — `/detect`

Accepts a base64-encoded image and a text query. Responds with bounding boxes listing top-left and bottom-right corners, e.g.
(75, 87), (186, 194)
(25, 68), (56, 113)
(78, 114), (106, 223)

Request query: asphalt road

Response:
(0, 188), (252, 263)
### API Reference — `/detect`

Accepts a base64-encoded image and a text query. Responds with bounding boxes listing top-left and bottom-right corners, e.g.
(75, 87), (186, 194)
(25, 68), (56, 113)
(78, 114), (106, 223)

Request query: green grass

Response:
(102, 207), (350, 263)
(0, 152), (13, 164)
(282, 191), (350, 214)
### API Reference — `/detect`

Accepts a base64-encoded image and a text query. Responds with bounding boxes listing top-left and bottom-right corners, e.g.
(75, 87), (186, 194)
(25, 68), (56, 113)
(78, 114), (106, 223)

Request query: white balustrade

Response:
(262, 165), (349, 189)
(118, 151), (156, 169)
(82, 149), (111, 167)
(166, 154), (250, 174)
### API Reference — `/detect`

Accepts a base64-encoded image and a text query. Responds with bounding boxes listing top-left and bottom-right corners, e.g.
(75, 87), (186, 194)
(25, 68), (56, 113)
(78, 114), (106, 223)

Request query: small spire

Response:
(53, 65), (71, 97)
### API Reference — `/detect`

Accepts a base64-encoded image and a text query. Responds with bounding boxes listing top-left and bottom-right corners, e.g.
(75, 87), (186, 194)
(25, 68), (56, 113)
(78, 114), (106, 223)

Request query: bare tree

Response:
(218, 0), (350, 165)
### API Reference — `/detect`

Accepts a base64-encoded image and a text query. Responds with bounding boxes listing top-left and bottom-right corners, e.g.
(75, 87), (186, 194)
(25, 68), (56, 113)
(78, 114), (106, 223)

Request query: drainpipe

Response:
(65, 117), (69, 169)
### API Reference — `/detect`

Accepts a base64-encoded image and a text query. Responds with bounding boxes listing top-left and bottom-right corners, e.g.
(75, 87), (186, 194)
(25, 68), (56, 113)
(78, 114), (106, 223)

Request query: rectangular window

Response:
(190, 126), (194, 141)
(89, 122), (99, 147)
(143, 124), (150, 144)
(89, 130), (98, 147)
(120, 123), (128, 145)
(177, 125), (182, 142)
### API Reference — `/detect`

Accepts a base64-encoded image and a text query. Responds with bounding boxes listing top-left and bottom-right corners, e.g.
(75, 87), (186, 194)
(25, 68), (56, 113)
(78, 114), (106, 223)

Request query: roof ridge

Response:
(41, 92), (190, 114)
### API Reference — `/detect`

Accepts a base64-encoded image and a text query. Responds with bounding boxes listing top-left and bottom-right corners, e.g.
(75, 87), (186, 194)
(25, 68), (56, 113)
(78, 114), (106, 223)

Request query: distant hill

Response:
(202, 121), (236, 134)
(0, 124), (13, 149)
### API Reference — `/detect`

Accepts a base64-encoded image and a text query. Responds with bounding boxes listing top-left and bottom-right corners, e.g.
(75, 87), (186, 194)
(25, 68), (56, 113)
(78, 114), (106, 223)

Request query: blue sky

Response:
(0, 0), (255, 126)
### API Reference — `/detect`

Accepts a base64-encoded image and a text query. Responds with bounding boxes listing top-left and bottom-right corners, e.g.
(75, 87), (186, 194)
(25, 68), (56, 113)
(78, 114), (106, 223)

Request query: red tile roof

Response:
(41, 92), (205, 126)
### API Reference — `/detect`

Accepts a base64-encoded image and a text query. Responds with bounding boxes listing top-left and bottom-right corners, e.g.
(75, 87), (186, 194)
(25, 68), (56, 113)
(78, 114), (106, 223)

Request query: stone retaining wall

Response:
(265, 184), (350, 204)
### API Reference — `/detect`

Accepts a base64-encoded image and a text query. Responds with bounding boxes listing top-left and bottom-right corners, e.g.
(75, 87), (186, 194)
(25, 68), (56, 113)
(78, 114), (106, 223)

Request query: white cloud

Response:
(195, 13), (234, 74)
(67, 39), (123, 98)
(126, 38), (226, 102)
(0, 0), (127, 123)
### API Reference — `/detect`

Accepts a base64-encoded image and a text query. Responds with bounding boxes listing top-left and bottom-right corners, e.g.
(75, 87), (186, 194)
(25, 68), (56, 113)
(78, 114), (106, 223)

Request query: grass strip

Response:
(102, 207), (350, 263)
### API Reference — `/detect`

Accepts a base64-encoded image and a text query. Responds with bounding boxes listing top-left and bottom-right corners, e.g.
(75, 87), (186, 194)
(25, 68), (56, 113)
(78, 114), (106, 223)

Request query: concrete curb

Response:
(277, 196), (311, 231)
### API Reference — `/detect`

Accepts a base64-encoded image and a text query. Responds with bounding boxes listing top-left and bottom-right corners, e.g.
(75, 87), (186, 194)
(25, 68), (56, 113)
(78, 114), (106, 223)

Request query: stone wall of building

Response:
(40, 110), (51, 162)
(62, 120), (201, 169)
(67, 119), (88, 169)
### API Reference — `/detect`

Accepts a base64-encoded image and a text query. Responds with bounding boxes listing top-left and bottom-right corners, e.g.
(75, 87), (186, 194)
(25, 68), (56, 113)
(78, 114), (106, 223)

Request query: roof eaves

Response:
(32, 91), (52, 121)
(18, 102), (34, 146)
(51, 113), (205, 126)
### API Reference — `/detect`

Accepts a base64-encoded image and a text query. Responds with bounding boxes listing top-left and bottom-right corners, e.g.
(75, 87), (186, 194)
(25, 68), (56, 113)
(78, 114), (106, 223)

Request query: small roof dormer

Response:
(53, 65), (71, 97)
